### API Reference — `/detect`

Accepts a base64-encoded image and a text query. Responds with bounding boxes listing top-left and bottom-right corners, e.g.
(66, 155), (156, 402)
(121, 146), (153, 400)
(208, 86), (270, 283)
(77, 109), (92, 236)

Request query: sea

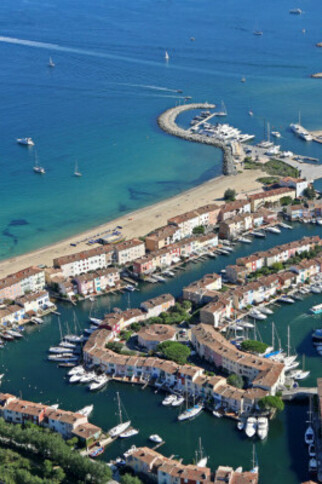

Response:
(0, 0), (322, 260)
(0, 1), (322, 482)
(1, 224), (322, 484)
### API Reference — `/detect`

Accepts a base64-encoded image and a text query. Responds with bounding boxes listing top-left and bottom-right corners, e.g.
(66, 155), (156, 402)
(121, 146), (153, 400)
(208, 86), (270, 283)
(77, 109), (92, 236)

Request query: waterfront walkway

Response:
(157, 103), (237, 175)
(281, 387), (317, 400)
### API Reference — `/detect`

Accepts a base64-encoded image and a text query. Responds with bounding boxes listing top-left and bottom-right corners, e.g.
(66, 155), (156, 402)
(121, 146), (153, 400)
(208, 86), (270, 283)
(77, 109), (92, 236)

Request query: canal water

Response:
(1, 223), (321, 484)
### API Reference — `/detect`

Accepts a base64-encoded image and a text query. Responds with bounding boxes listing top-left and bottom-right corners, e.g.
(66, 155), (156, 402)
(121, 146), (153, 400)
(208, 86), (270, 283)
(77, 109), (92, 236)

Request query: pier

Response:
(157, 103), (237, 175)
(281, 386), (317, 400)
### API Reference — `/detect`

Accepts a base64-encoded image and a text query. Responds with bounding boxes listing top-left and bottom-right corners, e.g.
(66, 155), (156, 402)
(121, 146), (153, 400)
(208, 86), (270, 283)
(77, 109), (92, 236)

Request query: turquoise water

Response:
(0, 224), (321, 483)
(1, 0), (322, 259)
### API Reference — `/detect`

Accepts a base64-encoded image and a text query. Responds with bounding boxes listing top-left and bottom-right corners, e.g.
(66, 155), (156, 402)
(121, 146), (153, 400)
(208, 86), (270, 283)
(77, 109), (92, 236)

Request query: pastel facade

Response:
(0, 267), (46, 302)
(16, 290), (50, 314)
(114, 238), (145, 265)
(183, 274), (222, 304)
(53, 246), (114, 278)
(145, 225), (182, 252)
(279, 177), (309, 197)
(140, 294), (176, 318)
(74, 267), (120, 295)
(248, 187), (295, 211)
(217, 200), (251, 222)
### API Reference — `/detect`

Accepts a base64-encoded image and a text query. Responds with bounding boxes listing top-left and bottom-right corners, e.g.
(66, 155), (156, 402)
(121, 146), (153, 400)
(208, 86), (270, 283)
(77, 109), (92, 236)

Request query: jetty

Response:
(157, 103), (237, 175)
(281, 386), (317, 400)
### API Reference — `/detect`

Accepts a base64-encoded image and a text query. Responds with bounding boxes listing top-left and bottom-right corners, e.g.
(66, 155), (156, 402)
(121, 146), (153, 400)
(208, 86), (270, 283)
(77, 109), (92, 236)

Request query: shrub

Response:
(224, 189), (236, 201)
(157, 341), (191, 364)
(227, 373), (244, 389)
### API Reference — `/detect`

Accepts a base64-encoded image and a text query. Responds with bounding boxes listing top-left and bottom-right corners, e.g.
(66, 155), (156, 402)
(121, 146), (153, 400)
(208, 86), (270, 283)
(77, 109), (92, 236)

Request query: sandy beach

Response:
(0, 170), (263, 279)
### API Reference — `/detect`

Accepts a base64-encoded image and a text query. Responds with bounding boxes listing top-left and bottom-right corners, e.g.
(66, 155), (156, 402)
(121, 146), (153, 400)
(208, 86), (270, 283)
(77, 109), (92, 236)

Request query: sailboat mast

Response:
(116, 392), (123, 424)
(271, 322), (275, 350)
(287, 325), (290, 358)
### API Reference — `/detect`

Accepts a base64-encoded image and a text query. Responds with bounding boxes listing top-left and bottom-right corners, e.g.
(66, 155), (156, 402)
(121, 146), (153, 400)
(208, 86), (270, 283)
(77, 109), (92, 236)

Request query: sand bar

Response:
(0, 170), (263, 279)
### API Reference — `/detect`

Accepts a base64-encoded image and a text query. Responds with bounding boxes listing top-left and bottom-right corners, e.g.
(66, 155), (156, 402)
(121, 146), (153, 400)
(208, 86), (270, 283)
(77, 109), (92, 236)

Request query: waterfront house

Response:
(277, 271), (297, 290)
(218, 213), (253, 239)
(3, 398), (47, 425)
(183, 274), (222, 304)
(279, 177), (309, 197)
(168, 204), (219, 237)
(200, 297), (233, 328)
(44, 408), (88, 439)
(0, 304), (25, 326)
(0, 267), (46, 302)
(217, 200), (251, 222)
(286, 204), (308, 221)
(74, 267), (120, 295)
(53, 246), (114, 278)
(71, 422), (102, 448)
(140, 294), (175, 318)
(145, 225), (182, 252)
(114, 238), (145, 265)
(214, 466), (258, 484)
(16, 290), (50, 314)
(290, 258), (321, 283)
(236, 253), (265, 272)
(307, 199), (322, 218)
(248, 187), (295, 211)
(225, 264), (248, 284)
(137, 324), (176, 351)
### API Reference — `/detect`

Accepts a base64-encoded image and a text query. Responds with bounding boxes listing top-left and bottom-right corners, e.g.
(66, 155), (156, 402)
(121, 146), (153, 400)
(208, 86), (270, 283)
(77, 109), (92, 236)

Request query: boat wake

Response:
(119, 83), (181, 93)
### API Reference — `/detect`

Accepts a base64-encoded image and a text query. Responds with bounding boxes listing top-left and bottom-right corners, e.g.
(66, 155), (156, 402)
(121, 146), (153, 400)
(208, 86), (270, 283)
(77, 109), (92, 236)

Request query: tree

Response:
(303, 186), (316, 200)
(121, 474), (143, 484)
(241, 340), (268, 354)
(258, 395), (284, 412)
(271, 262), (284, 272)
(280, 196), (293, 206)
(224, 188), (236, 201)
(192, 225), (205, 235)
(181, 300), (192, 311)
(130, 322), (142, 332)
(106, 342), (123, 353)
(157, 341), (191, 364)
(227, 373), (244, 389)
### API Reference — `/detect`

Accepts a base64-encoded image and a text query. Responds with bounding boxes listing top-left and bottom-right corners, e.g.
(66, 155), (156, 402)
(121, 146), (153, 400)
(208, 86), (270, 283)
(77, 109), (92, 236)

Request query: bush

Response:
(241, 340), (269, 354)
(264, 159), (299, 178)
(120, 330), (133, 342)
(130, 322), (142, 332)
(257, 176), (280, 185)
(303, 186), (316, 200)
(106, 342), (123, 353)
(224, 189), (236, 201)
(227, 373), (244, 389)
(280, 196), (293, 206)
(157, 341), (191, 364)
(121, 474), (143, 484)
(192, 225), (205, 235)
(271, 262), (284, 272)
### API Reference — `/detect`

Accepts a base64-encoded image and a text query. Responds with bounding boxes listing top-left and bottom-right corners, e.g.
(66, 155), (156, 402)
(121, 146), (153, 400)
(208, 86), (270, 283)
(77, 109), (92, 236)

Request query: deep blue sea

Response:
(0, 0), (322, 260)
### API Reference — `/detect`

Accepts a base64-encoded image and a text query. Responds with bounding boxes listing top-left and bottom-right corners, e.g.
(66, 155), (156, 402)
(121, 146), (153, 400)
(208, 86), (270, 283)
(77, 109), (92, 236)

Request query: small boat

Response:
(241, 77), (246, 83)
(237, 420), (244, 431)
(68, 365), (84, 375)
(162, 394), (176, 406)
(64, 334), (83, 343)
(259, 306), (273, 315)
(289, 8), (302, 14)
(88, 375), (109, 391)
(120, 428), (139, 439)
(312, 329), (322, 341)
(242, 322), (255, 329)
(50, 404), (59, 409)
(171, 395), (185, 407)
(253, 31), (263, 36)
(1, 333), (14, 341)
(48, 56), (55, 67)
(74, 161), (82, 177)
(79, 372), (97, 383)
(266, 226), (281, 234)
(89, 447), (104, 458)
(17, 137), (34, 146)
(69, 373), (84, 383)
(308, 444), (316, 457)
(309, 457), (317, 473)
(149, 434), (163, 443)
(78, 404), (94, 417)
(271, 131), (281, 138)
(310, 304), (322, 314)
(257, 417), (268, 440)
(33, 150), (45, 174)
(305, 425), (315, 445)
(60, 341), (76, 349)
(237, 237), (252, 244)
(279, 296), (295, 304)
(251, 231), (266, 238)
(245, 417), (257, 438)
(178, 404), (203, 421)
(249, 309), (267, 321)
(165, 50), (170, 61)
(6, 330), (23, 339)
(248, 110), (254, 116)
(49, 346), (73, 354)
(212, 410), (222, 418)
(89, 317), (102, 326)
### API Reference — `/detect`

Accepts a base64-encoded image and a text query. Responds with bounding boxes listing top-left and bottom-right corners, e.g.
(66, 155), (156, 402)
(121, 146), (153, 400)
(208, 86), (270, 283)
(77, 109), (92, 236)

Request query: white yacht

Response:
(88, 375), (109, 391)
(78, 405), (94, 417)
(109, 392), (131, 438)
(305, 425), (315, 445)
(120, 428), (139, 439)
(178, 404), (203, 421)
(245, 417), (257, 438)
(68, 365), (83, 375)
(89, 317), (102, 326)
(74, 161), (82, 177)
(266, 226), (281, 234)
(17, 137), (34, 146)
(196, 438), (208, 467)
(257, 417), (268, 440)
(249, 309), (267, 321)
(237, 420), (245, 431)
(172, 395), (185, 407)
(162, 394), (176, 406)
(149, 434), (163, 443)
(165, 50), (170, 61)
(271, 131), (281, 138)
(259, 306), (273, 315)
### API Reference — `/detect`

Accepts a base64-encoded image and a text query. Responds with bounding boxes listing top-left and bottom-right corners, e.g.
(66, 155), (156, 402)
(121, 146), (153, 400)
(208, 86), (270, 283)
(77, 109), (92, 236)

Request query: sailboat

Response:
(250, 445), (259, 474)
(195, 438), (208, 467)
(215, 100), (227, 117)
(74, 161), (82, 177)
(33, 150), (45, 174)
(305, 397), (315, 445)
(48, 57), (55, 68)
(109, 392), (131, 438)
(165, 50), (170, 61)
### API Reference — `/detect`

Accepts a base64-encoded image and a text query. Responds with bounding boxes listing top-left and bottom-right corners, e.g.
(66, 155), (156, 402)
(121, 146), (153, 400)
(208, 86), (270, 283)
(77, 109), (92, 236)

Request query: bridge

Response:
(281, 386), (317, 400)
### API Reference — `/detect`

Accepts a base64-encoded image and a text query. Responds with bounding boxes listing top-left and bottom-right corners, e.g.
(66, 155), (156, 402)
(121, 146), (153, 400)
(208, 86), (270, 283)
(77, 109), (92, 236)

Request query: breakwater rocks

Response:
(157, 103), (237, 176)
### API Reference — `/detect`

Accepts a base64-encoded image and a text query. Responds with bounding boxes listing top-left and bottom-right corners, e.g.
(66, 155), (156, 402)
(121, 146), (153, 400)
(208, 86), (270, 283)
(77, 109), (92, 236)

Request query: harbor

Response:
(0, 223), (321, 484)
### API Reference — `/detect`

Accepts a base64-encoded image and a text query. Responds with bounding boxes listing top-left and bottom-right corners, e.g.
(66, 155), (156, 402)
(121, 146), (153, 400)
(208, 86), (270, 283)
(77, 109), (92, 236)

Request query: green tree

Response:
(130, 322), (142, 332)
(227, 373), (244, 389)
(271, 262), (284, 272)
(224, 188), (236, 201)
(121, 474), (143, 484)
(106, 341), (123, 353)
(241, 340), (268, 354)
(192, 225), (205, 235)
(280, 196), (293, 206)
(157, 341), (191, 364)
(258, 395), (284, 412)
(303, 186), (316, 200)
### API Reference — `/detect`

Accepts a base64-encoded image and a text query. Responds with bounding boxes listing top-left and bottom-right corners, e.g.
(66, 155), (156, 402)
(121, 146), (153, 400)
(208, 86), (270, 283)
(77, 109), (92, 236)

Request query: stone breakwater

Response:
(157, 103), (237, 176)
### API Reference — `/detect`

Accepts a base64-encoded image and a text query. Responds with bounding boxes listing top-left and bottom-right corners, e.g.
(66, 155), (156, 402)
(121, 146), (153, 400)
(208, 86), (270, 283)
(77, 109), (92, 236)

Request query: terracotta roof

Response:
(248, 187), (294, 201)
(54, 246), (113, 267)
(114, 238), (144, 252)
(138, 324), (176, 342)
(0, 267), (44, 290)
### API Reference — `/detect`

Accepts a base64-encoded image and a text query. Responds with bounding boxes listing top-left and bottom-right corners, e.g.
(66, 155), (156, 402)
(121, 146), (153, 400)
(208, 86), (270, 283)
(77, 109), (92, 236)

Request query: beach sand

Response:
(0, 170), (263, 278)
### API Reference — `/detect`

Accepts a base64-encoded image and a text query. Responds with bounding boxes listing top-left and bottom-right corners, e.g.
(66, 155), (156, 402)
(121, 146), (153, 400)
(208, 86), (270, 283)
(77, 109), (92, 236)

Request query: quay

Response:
(281, 387), (318, 400)
(157, 103), (237, 175)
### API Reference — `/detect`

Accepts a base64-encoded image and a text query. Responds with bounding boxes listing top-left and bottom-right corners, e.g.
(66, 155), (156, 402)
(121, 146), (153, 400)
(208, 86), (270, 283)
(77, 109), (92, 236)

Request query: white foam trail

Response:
(0, 35), (162, 68)
(119, 82), (180, 93)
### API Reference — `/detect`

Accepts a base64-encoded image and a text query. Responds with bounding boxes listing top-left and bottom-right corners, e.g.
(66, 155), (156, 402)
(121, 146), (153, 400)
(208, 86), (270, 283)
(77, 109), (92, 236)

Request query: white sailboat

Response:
(78, 404), (94, 417)
(195, 438), (208, 467)
(74, 161), (82, 177)
(48, 57), (55, 68)
(109, 392), (131, 438)
(165, 50), (170, 61)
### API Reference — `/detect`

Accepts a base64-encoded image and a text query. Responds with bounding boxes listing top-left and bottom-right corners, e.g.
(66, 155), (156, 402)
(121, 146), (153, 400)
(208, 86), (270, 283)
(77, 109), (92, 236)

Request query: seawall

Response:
(157, 103), (237, 176)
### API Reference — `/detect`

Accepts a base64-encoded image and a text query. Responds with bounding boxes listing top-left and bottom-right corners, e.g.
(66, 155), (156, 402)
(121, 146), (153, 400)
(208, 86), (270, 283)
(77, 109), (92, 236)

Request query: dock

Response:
(281, 387), (317, 400)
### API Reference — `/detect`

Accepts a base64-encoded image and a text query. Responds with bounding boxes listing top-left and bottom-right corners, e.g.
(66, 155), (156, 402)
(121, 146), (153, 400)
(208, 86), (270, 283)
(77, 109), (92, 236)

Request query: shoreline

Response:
(0, 169), (263, 278)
